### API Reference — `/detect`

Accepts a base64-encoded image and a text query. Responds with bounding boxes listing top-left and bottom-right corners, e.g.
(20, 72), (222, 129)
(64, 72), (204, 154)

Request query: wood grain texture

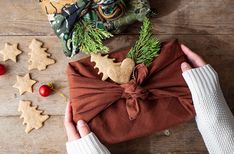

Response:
(0, 116), (67, 154)
(0, 117), (207, 154)
(0, 0), (234, 35)
(108, 121), (208, 154)
(0, 0), (234, 153)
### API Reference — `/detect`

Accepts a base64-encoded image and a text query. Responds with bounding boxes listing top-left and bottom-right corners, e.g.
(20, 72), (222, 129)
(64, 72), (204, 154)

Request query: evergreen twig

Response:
(127, 18), (160, 66)
(73, 21), (113, 54)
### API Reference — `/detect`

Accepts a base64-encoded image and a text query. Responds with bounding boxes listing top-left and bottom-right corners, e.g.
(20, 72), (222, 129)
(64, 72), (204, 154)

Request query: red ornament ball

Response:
(39, 85), (52, 97)
(0, 64), (6, 76)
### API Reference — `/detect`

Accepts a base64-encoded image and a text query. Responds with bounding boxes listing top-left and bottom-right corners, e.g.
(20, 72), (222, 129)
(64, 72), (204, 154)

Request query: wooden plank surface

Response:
(0, 0), (233, 153)
(0, 0), (234, 36)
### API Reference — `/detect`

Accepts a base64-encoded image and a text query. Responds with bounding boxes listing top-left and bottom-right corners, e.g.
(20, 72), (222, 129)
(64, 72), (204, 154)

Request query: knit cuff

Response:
(182, 64), (220, 98)
(66, 132), (110, 154)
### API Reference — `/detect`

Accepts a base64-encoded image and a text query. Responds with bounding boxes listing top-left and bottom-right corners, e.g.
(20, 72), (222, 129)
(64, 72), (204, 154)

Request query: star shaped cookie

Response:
(0, 43), (22, 62)
(13, 73), (37, 95)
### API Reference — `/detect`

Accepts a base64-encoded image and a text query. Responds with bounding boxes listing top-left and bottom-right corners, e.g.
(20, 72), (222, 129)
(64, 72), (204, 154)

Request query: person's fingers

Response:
(181, 62), (192, 72)
(64, 102), (73, 122)
(181, 44), (206, 67)
(77, 120), (91, 137)
(64, 103), (80, 141)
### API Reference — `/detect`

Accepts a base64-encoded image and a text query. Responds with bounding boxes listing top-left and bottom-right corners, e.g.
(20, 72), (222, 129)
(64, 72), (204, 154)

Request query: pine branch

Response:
(73, 21), (113, 54)
(127, 18), (160, 66)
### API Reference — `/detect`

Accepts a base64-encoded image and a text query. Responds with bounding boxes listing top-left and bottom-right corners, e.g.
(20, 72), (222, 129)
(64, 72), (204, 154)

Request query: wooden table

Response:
(0, 0), (233, 153)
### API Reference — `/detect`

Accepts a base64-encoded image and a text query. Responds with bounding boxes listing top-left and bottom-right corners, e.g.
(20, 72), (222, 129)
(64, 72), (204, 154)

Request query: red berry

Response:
(0, 64), (6, 75)
(39, 85), (52, 97)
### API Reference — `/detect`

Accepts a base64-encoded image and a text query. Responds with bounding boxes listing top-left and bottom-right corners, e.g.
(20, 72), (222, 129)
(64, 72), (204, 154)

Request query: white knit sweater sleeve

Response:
(182, 64), (234, 153)
(66, 132), (111, 154)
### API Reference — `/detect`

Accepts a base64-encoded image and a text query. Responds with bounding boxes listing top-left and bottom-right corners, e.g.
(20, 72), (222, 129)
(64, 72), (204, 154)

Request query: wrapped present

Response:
(67, 39), (195, 144)
(39, 0), (151, 57)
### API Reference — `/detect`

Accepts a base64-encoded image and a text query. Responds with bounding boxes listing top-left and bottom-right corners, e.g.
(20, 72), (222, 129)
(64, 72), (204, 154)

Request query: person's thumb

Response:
(77, 120), (91, 137)
(181, 62), (192, 72)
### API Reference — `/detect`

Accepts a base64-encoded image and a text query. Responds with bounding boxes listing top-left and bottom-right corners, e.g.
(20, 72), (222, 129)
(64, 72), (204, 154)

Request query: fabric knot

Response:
(121, 80), (148, 100)
(120, 64), (149, 120)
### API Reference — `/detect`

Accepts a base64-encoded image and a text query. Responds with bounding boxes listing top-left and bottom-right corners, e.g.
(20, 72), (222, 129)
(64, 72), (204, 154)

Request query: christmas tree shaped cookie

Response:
(28, 39), (55, 71)
(0, 43), (22, 62)
(18, 100), (49, 133)
(90, 53), (135, 84)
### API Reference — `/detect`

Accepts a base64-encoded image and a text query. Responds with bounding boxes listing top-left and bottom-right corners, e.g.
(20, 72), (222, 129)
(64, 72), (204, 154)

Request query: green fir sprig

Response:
(73, 21), (113, 54)
(127, 18), (160, 66)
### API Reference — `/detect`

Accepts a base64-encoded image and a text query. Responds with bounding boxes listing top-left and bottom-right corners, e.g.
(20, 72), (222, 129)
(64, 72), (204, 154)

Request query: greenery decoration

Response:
(127, 18), (160, 66)
(73, 21), (113, 54)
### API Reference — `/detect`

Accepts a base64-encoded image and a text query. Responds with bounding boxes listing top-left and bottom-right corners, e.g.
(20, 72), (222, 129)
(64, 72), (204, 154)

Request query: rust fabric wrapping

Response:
(67, 39), (196, 144)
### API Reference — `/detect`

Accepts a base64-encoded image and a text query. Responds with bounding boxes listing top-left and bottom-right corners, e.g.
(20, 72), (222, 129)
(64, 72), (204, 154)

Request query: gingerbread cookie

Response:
(0, 43), (22, 62)
(90, 53), (135, 84)
(13, 73), (37, 95)
(18, 100), (49, 133)
(28, 39), (55, 71)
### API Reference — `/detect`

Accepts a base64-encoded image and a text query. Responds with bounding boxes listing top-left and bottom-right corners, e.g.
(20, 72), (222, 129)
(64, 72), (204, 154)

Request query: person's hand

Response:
(64, 102), (91, 141)
(180, 44), (207, 72)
